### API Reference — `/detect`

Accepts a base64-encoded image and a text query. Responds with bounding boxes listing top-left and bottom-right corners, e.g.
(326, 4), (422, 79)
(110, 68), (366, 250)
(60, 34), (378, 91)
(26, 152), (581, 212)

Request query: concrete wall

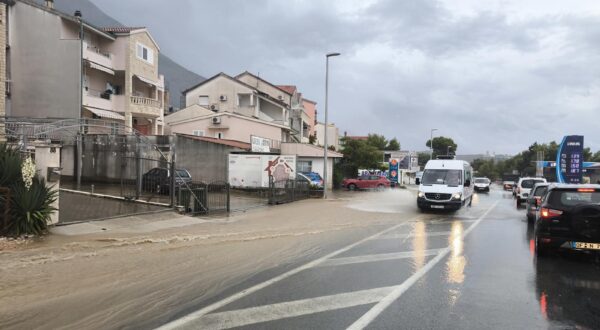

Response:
(61, 134), (240, 184)
(315, 123), (340, 151)
(169, 114), (285, 144)
(8, 2), (80, 119)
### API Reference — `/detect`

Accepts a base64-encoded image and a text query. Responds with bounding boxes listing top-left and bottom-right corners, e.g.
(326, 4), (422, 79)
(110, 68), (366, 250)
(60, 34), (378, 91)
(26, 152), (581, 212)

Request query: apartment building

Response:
(170, 72), (293, 147)
(5, 0), (164, 135)
(315, 122), (340, 151)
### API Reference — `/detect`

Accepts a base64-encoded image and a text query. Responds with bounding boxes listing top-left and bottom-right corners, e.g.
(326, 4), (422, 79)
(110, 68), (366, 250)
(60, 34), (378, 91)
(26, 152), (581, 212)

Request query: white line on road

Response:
(178, 286), (397, 330)
(376, 231), (451, 240)
(156, 217), (419, 330)
(346, 200), (499, 330)
(317, 249), (444, 268)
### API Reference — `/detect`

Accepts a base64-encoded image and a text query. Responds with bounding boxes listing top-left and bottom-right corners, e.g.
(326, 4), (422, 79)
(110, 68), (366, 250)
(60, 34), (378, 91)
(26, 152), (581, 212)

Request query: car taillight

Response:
(540, 207), (563, 219)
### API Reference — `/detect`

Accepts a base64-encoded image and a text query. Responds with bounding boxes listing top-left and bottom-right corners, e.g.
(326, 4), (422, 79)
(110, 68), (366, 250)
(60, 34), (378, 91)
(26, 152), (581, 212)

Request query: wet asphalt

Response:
(160, 187), (600, 330)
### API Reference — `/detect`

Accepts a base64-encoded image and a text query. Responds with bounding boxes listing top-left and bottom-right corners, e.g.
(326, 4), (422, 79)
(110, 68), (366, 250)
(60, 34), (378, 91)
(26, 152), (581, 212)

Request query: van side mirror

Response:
(415, 178), (420, 185)
(464, 180), (471, 187)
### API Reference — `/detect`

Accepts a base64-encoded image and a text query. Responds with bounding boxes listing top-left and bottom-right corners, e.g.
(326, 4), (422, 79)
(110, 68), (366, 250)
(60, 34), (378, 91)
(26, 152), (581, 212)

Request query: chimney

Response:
(74, 10), (82, 18)
(45, 0), (54, 9)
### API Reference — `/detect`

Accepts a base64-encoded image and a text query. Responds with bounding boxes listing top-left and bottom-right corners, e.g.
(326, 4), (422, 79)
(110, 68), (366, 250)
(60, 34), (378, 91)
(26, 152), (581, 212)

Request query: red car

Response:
(342, 175), (391, 190)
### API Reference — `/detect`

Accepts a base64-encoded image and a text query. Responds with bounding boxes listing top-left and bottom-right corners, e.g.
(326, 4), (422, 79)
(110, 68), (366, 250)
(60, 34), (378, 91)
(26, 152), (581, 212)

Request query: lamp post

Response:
(430, 128), (438, 160)
(323, 52), (340, 199)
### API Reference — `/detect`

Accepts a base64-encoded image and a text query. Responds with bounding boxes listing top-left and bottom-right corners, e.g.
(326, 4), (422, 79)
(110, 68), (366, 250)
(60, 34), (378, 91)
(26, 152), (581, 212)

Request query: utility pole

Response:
(323, 52), (340, 199)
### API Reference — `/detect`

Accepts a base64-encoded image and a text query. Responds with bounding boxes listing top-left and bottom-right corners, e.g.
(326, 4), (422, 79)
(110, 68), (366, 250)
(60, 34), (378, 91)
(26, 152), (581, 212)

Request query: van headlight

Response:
(452, 192), (462, 200)
(418, 191), (425, 198)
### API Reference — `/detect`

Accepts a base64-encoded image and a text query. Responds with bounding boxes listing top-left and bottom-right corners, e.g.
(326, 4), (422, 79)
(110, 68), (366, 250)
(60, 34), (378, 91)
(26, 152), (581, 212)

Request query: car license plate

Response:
(573, 242), (600, 250)
(431, 205), (444, 209)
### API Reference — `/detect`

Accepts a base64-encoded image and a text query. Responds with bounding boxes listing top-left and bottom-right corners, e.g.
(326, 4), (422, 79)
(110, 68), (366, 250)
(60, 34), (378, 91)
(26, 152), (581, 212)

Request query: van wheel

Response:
(516, 199), (521, 208)
(468, 196), (473, 207)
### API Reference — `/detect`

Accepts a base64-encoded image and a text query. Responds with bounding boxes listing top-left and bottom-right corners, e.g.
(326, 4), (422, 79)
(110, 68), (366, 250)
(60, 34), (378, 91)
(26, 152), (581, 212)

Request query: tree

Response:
(592, 151), (600, 162)
(366, 134), (388, 150)
(308, 134), (316, 145)
(336, 137), (384, 182)
(425, 136), (457, 158)
(385, 138), (400, 151)
(417, 152), (430, 168)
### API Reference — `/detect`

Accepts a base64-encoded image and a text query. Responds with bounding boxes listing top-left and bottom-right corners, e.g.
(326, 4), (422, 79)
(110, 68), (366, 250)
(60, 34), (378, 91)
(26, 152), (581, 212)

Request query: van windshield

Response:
(422, 169), (462, 186)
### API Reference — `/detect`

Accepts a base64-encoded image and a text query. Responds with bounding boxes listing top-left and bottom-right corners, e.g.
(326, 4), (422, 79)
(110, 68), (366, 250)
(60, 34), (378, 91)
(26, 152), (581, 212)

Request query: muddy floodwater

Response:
(0, 189), (415, 329)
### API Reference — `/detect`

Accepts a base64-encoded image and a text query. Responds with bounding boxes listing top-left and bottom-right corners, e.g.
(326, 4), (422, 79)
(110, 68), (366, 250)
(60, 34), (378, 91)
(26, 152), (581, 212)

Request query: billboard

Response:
(228, 154), (296, 188)
(388, 159), (399, 183)
(251, 135), (271, 153)
(556, 135), (584, 184)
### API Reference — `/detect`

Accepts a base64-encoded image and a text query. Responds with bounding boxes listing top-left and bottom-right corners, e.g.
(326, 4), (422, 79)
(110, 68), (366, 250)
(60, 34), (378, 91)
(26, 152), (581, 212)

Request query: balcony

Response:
(130, 96), (162, 117)
(83, 90), (126, 112)
(83, 42), (114, 69)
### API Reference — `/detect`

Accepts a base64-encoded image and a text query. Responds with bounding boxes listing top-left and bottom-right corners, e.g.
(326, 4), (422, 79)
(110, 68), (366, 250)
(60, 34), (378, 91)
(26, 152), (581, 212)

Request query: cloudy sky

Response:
(93, 0), (600, 155)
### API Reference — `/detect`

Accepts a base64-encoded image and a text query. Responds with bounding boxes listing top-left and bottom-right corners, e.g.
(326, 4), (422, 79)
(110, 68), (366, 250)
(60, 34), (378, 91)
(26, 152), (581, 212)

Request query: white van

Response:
(417, 159), (474, 211)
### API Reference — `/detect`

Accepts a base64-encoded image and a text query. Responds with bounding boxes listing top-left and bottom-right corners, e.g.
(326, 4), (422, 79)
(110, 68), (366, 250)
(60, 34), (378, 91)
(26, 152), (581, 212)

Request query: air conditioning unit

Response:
(212, 117), (221, 124)
(219, 95), (227, 101)
(210, 104), (219, 112)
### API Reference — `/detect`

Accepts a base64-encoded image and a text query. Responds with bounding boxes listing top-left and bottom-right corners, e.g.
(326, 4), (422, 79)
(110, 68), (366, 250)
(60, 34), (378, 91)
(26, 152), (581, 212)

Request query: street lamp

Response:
(323, 52), (341, 199)
(430, 128), (438, 160)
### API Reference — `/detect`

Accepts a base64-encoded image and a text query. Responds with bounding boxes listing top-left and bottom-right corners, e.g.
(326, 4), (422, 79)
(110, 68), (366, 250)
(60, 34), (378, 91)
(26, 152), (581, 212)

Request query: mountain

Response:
(41, 0), (205, 109)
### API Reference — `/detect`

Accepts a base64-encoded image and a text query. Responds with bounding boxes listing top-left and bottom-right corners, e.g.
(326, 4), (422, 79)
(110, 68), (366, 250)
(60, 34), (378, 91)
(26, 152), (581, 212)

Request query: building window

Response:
(238, 94), (253, 107)
(193, 130), (204, 136)
(136, 42), (154, 64)
(198, 96), (209, 106)
(298, 160), (312, 173)
(110, 122), (119, 135)
(215, 132), (224, 139)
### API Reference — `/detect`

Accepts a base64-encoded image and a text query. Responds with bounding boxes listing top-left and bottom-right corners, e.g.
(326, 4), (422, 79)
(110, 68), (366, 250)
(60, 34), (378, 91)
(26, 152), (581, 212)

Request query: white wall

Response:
(301, 157), (334, 189)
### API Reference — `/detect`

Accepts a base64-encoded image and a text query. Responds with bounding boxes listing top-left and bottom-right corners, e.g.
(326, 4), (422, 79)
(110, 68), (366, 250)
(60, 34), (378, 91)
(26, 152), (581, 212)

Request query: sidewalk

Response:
(50, 211), (215, 236)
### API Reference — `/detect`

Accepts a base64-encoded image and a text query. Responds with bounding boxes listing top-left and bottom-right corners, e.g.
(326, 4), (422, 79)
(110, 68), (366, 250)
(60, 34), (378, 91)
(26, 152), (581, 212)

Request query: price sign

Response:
(557, 135), (584, 184)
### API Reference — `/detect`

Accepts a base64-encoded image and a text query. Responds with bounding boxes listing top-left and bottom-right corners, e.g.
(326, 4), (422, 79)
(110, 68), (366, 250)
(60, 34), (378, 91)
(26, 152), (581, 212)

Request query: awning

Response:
(84, 107), (125, 120)
(135, 75), (164, 90)
(87, 61), (115, 75)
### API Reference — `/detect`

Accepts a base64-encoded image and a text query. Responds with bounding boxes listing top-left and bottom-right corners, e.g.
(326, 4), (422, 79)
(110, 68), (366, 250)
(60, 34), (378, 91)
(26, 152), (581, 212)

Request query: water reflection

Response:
(412, 221), (427, 271)
(446, 221), (466, 284)
(535, 255), (600, 328)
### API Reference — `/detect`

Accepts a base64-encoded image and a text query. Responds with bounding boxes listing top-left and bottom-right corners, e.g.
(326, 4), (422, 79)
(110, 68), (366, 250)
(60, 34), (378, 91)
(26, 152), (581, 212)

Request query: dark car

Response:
(525, 183), (549, 222)
(142, 167), (192, 194)
(534, 184), (600, 256)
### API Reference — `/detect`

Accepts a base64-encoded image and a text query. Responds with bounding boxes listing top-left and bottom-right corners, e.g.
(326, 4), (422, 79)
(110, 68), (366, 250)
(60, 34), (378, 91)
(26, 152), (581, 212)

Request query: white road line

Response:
(346, 201), (499, 330)
(376, 231), (451, 240)
(178, 286), (396, 330)
(317, 249), (444, 268)
(156, 217), (419, 330)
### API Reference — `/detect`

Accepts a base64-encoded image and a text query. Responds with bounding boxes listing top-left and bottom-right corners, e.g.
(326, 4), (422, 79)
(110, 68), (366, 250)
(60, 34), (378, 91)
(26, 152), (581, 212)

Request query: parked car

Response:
(534, 184), (600, 256)
(525, 183), (549, 222)
(516, 177), (547, 207)
(300, 172), (324, 188)
(142, 167), (192, 194)
(473, 177), (491, 192)
(342, 175), (390, 190)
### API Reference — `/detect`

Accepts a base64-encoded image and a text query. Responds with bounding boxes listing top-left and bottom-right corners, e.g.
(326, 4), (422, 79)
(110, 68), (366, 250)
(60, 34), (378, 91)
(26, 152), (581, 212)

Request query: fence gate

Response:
(268, 177), (310, 205)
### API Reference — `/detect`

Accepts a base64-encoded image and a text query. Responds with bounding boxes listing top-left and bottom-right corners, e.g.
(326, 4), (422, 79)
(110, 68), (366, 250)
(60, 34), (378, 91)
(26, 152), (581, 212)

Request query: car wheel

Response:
(348, 184), (357, 191)
(526, 213), (533, 222)
(377, 184), (385, 191)
(516, 199), (521, 208)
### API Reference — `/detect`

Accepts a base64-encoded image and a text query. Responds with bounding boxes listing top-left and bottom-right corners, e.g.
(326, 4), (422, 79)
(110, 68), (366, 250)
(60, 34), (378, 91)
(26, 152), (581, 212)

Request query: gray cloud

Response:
(93, 0), (600, 154)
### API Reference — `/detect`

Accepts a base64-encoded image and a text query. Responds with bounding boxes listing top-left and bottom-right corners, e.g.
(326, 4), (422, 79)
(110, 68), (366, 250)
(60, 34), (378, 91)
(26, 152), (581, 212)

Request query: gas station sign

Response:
(556, 135), (584, 184)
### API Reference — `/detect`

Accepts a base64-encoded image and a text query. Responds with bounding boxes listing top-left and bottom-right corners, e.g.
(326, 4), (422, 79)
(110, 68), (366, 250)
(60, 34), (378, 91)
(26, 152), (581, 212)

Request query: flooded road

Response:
(1, 187), (600, 329)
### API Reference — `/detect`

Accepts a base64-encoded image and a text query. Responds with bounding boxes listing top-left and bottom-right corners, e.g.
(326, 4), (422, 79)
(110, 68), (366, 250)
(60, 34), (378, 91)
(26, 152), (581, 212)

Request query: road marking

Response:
(177, 286), (396, 330)
(317, 249), (444, 267)
(376, 231), (451, 240)
(156, 217), (420, 330)
(346, 200), (499, 330)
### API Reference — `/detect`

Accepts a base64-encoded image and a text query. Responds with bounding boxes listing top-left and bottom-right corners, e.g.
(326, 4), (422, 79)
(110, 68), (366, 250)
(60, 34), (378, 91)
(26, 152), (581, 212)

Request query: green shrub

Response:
(0, 144), (23, 187)
(9, 177), (57, 236)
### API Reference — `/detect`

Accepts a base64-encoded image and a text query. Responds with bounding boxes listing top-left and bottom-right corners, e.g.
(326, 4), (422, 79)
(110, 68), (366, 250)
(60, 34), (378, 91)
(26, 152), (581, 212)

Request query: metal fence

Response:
(268, 177), (310, 205)
(175, 181), (230, 215)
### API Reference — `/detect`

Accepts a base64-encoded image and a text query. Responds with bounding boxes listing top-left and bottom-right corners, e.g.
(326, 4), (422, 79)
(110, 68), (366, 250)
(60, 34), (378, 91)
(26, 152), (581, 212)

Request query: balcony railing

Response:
(130, 96), (161, 108)
(86, 45), (111, 59)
